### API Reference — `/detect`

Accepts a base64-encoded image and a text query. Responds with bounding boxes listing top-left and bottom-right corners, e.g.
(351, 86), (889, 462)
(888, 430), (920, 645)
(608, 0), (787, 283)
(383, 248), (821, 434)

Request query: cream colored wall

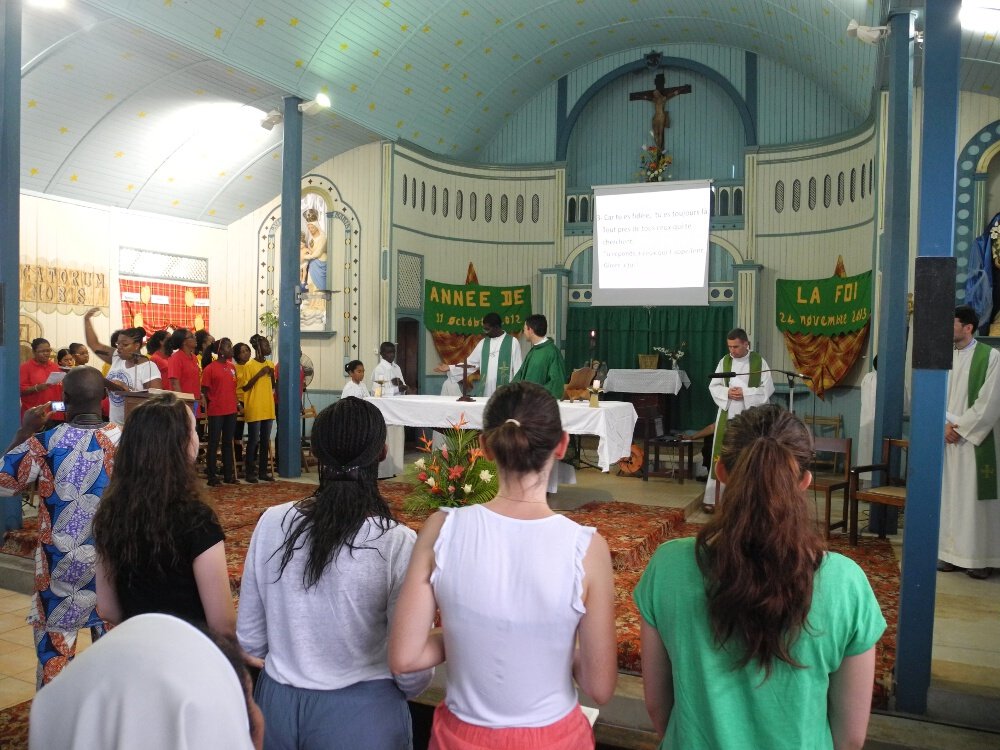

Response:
(225, 142), (385, 394)
(19, 191), (231, 356)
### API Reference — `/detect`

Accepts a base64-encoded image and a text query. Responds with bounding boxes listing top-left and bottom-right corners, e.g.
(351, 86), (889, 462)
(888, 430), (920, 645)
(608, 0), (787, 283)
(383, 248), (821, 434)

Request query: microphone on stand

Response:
(710, 369), (813, 380)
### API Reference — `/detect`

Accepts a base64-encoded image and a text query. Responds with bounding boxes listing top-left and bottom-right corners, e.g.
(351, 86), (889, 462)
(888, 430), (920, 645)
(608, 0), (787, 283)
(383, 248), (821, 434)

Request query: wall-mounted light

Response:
(260, 109), (283, 131)
(847, 19), (890, 44)
(298, 92), (331, 116)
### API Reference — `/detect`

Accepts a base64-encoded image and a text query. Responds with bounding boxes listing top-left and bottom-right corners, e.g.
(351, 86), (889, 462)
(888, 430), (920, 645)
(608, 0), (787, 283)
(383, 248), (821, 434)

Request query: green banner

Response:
(775, 271), (872, 336)
(425, 280), (532, 334)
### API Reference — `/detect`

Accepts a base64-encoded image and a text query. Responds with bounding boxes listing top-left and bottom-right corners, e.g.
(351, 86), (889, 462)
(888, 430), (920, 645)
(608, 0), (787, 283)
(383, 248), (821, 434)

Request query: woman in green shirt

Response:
(635, 405), (885, 750)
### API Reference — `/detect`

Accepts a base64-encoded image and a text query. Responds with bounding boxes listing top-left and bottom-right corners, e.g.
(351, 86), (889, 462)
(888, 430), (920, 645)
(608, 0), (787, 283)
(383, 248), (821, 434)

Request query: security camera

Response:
(847, 19), (890, 44)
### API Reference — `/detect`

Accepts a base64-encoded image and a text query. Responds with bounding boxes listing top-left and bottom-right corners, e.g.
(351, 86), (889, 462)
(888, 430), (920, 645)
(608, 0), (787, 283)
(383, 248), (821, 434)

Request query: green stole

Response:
(473, 334), (514, 396)
(968, 342), (999, 501)
(710, 352), (763, 480)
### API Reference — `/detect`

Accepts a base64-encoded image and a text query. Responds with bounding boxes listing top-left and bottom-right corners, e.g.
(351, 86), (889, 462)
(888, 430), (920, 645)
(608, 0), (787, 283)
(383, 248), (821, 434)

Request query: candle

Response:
(592, 379), (600, 389)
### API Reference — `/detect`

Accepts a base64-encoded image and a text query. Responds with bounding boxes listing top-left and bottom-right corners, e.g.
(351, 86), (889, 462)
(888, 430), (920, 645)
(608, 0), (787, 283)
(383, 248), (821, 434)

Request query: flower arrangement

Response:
(654, 342), (687, 368)
(638, 139), (673, 182)
(404, 415), (499, 510)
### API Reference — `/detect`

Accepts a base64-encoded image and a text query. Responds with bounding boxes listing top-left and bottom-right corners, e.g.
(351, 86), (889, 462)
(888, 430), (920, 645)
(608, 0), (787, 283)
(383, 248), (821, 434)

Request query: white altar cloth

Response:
(366, 395), (637, 472)
(603, 369), (691, 394)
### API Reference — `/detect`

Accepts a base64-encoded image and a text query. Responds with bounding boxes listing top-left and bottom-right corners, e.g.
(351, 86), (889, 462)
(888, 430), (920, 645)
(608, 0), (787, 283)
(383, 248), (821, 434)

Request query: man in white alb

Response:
(704, 328), (774, 512)
(938, 305), (1000, 579)
(371, 341), (406, 478)
(434, 313), (522, 398)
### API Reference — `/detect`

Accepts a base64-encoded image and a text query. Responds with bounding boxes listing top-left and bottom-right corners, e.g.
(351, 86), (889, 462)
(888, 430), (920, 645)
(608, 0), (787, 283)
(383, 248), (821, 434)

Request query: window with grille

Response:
(456, 190), (463, 219)
(531, 194), (540, 223)
(516, 194), (524, 223)
(824, 175), (832, 208)
(775, 181), (785, 213)
(837, 173), (845, 206)
(808, 178), (817, 210)
(792, 179), (801, 212)
(470, 192), (477, 221)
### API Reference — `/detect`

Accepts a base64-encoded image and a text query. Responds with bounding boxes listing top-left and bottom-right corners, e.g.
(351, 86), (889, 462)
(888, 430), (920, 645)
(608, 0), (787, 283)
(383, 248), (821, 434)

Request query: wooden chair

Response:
(848, 438), (908, 546)
(563, 366), (596, 401)
(804, 415), (843, 471)
(808, 437), (852, 539)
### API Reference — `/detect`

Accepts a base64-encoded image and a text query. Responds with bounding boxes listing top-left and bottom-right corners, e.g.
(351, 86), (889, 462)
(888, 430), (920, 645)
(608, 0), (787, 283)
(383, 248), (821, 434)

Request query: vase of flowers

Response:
(404, 415), (499, 510)
(654, 342), (687, 370)
(638, 139), (673, 183)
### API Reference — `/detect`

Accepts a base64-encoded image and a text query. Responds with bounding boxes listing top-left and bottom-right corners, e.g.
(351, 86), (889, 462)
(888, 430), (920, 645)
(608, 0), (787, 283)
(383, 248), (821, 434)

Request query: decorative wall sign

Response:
(19, 263), (110, 312)
(775, 257), (871, 398)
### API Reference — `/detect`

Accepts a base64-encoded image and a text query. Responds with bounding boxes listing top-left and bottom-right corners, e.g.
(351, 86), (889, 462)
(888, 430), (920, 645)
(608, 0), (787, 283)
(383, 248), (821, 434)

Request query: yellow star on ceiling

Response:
(512, 54), (521, 60)
(422, 25), (431, 33)
(114, 151), (124, 158)
(455, 39), (463, 46)
(27, 99), (37, 108)
(444, 107), (452, 115)
(539, 23), (548, 29)
(59, 126), (68, 135)
(461, 72), (468, 80)
(172, 200), (180, 206)
(167, 177), (175, 183)
(311, 154), (319, 161)
(438, 137), (445, 144)
(340, 42), (349, 51)
(516, 21), (524, 29)
(163, 0), (172, 5)
(208, 209), (217, 216)
(272, 153), (280, 159)
(104, 93), (115, 100)
(495, 17), (502, 25)
(63, 64), (73, 71)
(462, 9), (470, 17)
(404, 63), (413, 71)
(320, 85), (329, 93)
(249, 86), (258, 94)
(238, 202), (246, 209)
(350, 83), (358, 92)
(383, 0), (390, 6)
(369, 102), (376, 111)
(121, 52), (133, 60)
(29, 167), (38, 176)
(245, 175), (253, 180)
(373, 49), (381, 57)
(314, 135), (324, 142)
(214, 28), (223, 39)
(396, 120), (404, 128)
(218, 171), (226, 176)
(194, 89), (205, 95)
(442, 85), (451, 93)
(138, 111), (147, 118)
(290, 17), (299, 26)
(442, 62), (451, 70)
(412, 131), (420, 139)
(475, 91), (483, 97)
(127, 184), (135, 191)
(482, 106), (489, 112)
(295, 59), (304, 68)
(484, 47), (492, 54)
(403, 87), (412, 95)
(256, 18), (266, 27)
(400, 24), (409, 32)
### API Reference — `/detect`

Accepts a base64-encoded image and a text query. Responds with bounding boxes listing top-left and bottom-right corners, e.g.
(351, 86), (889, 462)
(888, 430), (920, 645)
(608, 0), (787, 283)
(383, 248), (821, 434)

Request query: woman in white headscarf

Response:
(29, 612), (262, 750)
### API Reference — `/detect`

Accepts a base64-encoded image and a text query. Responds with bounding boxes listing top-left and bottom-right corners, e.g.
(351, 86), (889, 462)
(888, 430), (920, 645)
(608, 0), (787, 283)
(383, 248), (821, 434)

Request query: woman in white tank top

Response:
(390, 381), (618, 749)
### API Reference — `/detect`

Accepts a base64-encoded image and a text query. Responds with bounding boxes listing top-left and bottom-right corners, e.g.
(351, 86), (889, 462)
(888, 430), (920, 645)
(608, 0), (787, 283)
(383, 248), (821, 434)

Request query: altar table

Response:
(366, 395), (637, 472)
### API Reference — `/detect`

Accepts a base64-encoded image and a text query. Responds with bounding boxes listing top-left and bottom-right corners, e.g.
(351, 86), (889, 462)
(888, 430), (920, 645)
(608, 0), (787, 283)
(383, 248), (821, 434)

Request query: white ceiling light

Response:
(961, 1), (1000, 30)
(260, 109), (283, 131)
(28, 0), (67, 8)
(298, 93), (331, 116)
(847, 19), (890, 44)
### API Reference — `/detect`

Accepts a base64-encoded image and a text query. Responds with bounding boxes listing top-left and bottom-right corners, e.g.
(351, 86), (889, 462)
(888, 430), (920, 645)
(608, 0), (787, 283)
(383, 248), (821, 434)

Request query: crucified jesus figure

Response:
(629, 73), (692, 153)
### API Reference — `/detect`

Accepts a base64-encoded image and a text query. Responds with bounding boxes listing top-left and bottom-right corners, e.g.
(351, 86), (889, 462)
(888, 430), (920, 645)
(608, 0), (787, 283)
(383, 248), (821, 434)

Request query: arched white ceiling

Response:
(19, 1), (1000, 225)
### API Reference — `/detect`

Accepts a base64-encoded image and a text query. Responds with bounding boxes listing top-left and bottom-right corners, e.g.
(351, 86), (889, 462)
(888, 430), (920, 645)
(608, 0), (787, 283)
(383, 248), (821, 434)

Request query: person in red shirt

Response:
(201, 338), (239, 486)
(166, 328), (201, 416)
(19, 338), (64, 425)
(146, 330), (170, 382)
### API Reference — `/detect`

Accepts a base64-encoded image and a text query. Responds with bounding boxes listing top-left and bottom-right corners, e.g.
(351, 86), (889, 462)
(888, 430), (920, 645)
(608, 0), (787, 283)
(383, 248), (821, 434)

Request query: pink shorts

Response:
(428, 702), (595, 750)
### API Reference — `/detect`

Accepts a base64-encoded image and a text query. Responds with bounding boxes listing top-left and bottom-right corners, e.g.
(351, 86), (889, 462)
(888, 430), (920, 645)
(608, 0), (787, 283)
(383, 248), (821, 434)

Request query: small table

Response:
(642, 436), (696, 483)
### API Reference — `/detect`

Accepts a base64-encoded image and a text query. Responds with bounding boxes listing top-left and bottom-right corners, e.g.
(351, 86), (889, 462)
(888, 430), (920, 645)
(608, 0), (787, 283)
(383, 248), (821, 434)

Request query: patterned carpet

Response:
(0, 480), (899, 747)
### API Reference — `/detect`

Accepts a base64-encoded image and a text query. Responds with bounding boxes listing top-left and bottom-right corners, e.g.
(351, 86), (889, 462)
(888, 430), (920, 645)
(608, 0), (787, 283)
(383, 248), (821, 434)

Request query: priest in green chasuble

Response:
(705, 328), (774, 512)
(435, 312), (522, 397)
(939, 306), (1000, 578)
(511, 314), (567, 400)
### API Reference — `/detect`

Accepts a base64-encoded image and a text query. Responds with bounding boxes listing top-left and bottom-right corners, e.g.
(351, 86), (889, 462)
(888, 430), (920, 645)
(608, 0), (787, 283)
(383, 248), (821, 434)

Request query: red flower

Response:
(417, 472), (427, 481)
(448, 465), (465, 481)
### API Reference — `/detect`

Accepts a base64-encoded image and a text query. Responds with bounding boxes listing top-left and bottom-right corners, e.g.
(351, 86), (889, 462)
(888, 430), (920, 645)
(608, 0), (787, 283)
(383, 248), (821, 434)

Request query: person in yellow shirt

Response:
(239, 335), (276, 483)
(233, 342), (252, 467)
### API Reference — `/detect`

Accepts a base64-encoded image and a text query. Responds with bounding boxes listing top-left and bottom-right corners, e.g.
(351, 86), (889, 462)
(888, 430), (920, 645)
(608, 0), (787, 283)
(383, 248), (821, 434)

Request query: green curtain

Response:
(566, 305), (733, 428)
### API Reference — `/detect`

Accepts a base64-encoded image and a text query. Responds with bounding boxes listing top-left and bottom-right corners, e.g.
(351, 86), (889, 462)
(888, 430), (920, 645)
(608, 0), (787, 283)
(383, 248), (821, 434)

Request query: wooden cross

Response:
(457, 359), (475, 402)
(629, 73), (692, 154)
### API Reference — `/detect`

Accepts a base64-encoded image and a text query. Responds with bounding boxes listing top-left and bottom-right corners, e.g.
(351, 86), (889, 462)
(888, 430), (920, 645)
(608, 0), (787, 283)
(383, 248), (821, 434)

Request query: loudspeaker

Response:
(912, 256), (957, 370)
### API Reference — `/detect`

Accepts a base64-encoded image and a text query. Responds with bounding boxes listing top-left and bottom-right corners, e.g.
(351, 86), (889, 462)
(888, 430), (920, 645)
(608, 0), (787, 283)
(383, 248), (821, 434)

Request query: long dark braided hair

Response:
(273, 396), (396, 588)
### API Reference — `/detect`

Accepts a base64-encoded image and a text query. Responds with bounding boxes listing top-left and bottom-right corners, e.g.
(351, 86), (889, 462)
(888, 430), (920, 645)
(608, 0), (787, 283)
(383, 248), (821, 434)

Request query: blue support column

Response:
(276, 96), (302, 478)
(870, 11), (915, 536)
(896, 0), (962, 714)
(0, 0), (23, 531)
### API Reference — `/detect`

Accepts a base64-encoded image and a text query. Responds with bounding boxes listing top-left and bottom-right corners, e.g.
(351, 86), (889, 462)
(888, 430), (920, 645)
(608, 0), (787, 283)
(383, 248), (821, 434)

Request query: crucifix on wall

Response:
(629, 73), (692, 153)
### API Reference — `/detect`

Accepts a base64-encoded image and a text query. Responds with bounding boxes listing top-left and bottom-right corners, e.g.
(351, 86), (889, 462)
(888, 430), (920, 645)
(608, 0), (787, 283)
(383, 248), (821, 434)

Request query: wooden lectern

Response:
(123, 388), (196, 422)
